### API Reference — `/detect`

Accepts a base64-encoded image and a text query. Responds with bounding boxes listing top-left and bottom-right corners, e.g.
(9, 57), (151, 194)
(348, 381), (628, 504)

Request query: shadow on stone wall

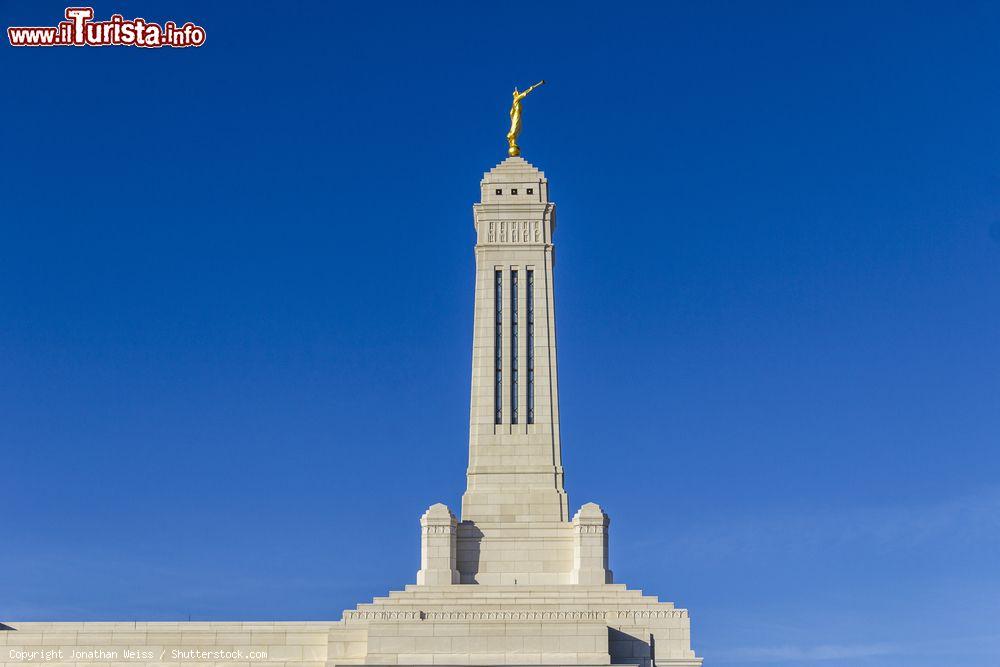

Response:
(609, 627), (652, 667)
(456, 521), (483, 583)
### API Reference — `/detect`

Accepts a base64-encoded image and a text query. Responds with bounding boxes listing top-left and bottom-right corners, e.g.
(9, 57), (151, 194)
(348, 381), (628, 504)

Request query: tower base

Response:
(329, 583), (702, 667)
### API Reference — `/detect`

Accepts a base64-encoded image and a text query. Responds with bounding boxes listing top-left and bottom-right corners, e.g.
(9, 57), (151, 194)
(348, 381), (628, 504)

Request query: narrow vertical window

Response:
(494, 270), (503, 425)
(527, 270), (535, 424)
(510, 270), (519, 424)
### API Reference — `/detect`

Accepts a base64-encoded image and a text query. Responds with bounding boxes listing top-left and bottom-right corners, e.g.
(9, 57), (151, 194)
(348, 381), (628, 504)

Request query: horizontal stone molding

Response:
(342, 609), (688, 622)
(575, 525), (605, 534)
(343, 611), (423, 621)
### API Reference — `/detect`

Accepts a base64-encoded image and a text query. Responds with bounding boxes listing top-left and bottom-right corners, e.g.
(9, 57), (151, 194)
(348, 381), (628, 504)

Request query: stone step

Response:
(368, 588), (662, 607)
(383, 592), (646, 600)
(379, 590), (655, 600)
(401, 585), (631, 593)
(364, 598), (665, 607)
(379, 599), (657, 603)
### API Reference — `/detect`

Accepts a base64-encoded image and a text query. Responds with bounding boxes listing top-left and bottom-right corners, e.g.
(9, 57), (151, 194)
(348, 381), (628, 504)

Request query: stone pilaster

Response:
(571, 502), (612, 584)
(416, 503), (459, 586)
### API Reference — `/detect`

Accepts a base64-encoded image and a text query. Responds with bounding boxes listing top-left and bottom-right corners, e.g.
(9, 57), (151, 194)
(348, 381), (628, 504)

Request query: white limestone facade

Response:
(459, 157), (575, 587)
(1, 157), (702, 667)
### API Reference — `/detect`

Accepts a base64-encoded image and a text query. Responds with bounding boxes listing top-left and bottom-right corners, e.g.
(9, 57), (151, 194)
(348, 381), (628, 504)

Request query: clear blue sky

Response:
(2, 2), (999, 666)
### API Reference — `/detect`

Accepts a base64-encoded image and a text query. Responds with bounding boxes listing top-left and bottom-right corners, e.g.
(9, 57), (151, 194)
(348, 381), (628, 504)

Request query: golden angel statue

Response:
(506, 80), (545, 157)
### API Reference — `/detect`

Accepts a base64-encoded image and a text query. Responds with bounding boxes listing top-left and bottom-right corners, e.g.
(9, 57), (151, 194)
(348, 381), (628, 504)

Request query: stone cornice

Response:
(343, 609), (689, 622)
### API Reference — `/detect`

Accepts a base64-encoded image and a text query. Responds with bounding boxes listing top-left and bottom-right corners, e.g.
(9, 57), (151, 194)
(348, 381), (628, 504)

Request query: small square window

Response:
(495, 188), (503, 195)
(526, 188), (533, 195)
(511, 188), (518, 195)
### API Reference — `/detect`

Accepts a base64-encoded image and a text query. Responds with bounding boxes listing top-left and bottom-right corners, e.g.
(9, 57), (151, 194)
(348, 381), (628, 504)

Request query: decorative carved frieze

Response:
(576, 524), (604, 534)
(342, 609), (689, 622)
(485, 220), (542, 244)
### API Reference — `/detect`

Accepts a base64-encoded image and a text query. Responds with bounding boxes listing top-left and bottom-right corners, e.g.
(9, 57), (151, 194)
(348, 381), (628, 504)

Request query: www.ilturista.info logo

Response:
(8, 7), (205, 48)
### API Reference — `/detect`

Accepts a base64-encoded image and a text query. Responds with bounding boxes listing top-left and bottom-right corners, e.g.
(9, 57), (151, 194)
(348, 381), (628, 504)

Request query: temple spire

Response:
(461, 155), (566, 524)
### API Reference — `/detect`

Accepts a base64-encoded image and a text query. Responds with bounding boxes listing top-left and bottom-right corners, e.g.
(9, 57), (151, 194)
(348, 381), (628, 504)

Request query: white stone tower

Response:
(0, 158), (703, 667)
(463, 156), (567, 526)
(455, 157), (586, 585)
(325, 156), (703, 667)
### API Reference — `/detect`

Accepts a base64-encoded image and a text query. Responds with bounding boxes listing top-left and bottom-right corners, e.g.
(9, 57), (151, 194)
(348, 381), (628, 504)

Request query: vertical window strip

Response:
(510, 270), (519, 424)
(527, 270), (534, 424)
(494, 270), (503, 425)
